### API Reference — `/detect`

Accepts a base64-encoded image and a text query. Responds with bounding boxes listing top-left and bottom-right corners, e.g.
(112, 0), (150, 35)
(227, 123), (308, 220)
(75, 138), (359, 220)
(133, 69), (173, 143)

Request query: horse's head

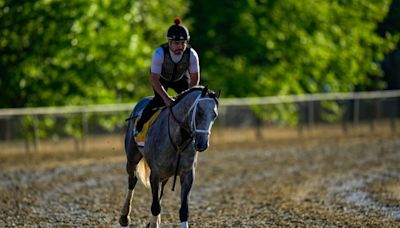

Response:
(190, 86), (220, 152)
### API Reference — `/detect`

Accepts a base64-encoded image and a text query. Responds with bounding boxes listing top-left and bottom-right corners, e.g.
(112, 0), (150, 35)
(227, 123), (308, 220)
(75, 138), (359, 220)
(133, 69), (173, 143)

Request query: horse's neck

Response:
(172, 91), (200, 123)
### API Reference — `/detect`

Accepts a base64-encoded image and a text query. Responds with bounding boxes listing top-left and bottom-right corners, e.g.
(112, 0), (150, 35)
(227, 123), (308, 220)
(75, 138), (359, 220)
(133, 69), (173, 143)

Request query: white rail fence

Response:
(0, 90), (399, 152)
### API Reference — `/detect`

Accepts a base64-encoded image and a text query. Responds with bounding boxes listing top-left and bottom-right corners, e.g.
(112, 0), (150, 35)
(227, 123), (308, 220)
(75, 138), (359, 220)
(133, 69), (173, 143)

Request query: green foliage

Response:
(188, 0), (399, 126)
(2, 0), (399, 105)
(1, 0), (400, 133)
(190, 0), (399, 97)
(319, 101), (343, 123)
(0, 0), (188, 108)
(379, 0), (400, 89)
(252, 103), (299, 127)
(64, 115), (83, 139)
(0, 0), (188, 140)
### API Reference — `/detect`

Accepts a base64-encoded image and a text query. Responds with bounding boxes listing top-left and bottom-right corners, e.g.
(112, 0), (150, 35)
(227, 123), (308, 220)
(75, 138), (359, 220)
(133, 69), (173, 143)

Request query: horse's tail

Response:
(136, 158), (151, 188)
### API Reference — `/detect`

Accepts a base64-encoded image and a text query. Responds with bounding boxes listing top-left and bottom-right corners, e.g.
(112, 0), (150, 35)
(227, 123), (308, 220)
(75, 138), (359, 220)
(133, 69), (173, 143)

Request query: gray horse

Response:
(119, 86), (220, 228)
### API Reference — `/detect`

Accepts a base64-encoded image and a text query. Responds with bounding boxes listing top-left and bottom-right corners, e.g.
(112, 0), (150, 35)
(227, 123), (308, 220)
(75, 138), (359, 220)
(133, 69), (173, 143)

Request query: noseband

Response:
(188, 94), (216, 134)
(168, 94), (216, 139)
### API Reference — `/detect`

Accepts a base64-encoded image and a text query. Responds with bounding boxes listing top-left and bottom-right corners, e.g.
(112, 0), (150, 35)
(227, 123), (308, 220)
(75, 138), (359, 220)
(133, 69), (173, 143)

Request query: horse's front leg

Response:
(148, 171), (161, 228)
(180, 169), (195, 228)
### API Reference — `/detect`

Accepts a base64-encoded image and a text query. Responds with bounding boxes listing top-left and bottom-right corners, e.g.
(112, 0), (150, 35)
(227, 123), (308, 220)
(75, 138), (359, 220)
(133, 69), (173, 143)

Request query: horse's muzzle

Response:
(195, 134), (209, 152)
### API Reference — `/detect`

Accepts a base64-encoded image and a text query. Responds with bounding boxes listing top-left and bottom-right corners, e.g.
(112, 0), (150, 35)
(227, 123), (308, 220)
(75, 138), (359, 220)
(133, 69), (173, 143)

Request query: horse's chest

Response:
(156, 155), (196, 179)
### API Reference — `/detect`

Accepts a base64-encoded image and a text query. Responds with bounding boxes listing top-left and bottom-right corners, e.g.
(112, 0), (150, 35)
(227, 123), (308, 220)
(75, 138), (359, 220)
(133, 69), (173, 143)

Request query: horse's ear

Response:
(215, 89), (221, 99)
(201, 85), (208, 97)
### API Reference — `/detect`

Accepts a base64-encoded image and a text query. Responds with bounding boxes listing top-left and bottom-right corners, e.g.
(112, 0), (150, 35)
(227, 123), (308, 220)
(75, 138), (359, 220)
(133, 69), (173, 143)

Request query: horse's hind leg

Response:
(119, 115), (142, 227)
(179, 169), (194, 228)
(119, 160), (140, 226)
(119, 140), (142, 226)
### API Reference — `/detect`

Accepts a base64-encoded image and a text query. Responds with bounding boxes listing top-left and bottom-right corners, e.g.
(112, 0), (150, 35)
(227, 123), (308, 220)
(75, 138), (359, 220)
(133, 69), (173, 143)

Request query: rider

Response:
(135, 18), (200, 135)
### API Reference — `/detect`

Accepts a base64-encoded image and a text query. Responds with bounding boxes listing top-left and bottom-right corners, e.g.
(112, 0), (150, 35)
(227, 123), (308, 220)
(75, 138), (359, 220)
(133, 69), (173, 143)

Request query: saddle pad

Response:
(135, 109), (163, 147)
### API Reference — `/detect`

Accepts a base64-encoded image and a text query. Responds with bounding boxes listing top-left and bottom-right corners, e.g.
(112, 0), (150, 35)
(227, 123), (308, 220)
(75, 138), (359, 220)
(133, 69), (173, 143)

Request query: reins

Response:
(168, 94), (216, 191)
(125, 116), (135, 122)
(164, 91), (218, 192)
(168, 107), (195, 191)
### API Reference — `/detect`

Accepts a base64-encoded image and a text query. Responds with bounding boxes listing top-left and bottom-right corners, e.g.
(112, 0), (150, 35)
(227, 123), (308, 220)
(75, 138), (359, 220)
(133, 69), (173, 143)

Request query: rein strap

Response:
(168, 94), (215, 191)
(168, 107), (194, 191)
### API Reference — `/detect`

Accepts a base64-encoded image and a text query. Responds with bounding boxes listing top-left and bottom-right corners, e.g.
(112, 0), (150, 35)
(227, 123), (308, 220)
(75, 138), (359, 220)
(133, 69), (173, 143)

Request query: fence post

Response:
(297, 102), (304, 137)
(32, 115), (40, 152)
(353, 99), (359, 133)
(369, 100), (377, 132)
(5, 117), (11, 141)
(82, 112), (88, 152)
(341, 101), (348, 134)
(390, 97), (397, 132)
(308, 101), (314, 136)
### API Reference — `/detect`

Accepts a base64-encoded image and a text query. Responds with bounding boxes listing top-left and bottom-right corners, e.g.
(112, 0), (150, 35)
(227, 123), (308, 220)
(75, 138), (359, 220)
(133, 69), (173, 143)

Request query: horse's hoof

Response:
(151, 202), (161, 215)
(119, 216), (129, 227)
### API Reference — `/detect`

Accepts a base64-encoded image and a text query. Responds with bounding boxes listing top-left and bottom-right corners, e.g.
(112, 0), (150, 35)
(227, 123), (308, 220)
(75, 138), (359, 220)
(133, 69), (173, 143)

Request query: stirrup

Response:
(134, 129), (145, 147)
(136, 141), (144, 147)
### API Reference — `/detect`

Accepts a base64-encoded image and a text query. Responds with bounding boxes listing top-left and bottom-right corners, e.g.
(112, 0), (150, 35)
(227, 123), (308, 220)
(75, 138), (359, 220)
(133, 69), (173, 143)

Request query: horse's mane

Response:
(173, 85), (220, 105)
(173, 86), (206, 104)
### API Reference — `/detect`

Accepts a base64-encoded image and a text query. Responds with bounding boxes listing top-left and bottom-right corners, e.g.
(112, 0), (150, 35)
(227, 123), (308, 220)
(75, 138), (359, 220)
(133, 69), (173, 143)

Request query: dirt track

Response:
(1, 133), (400, 227)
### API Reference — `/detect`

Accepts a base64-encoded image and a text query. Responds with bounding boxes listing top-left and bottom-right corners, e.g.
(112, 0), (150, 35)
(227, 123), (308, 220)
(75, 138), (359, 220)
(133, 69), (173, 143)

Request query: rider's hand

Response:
(163, 96), (174, 107)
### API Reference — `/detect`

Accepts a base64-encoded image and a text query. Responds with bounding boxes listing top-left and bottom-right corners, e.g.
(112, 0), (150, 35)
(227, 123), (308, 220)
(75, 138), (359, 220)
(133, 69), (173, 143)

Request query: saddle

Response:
(134, 109), (163, 147)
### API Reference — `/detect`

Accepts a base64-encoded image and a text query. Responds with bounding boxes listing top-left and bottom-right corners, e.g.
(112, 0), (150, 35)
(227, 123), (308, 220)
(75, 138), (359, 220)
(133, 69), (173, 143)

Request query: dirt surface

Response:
(1, 133), (400, 227)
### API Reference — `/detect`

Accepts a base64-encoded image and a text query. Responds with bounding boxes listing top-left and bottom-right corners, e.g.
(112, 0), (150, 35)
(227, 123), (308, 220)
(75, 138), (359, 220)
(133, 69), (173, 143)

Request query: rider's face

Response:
(169, 40), (187, 55)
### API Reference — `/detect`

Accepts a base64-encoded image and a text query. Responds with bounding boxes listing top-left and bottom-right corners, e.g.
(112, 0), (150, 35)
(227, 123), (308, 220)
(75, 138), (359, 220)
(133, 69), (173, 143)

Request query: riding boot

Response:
(136, 102), (157, 134)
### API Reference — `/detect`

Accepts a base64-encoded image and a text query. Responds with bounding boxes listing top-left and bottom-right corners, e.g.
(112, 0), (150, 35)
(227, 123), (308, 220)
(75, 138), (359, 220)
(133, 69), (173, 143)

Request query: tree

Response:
(0, 0), (189, 142)
(0, 0), (189, 108)
(189, 0), (399, 97)
(378, 0), (400, 89)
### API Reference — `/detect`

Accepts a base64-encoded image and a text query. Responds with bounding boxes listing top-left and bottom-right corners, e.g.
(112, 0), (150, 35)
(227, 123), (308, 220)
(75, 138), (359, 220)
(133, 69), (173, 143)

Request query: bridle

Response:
(168, 93), (217, 191)
(187, 94), (216, 134)
(168, 94), (217, 142)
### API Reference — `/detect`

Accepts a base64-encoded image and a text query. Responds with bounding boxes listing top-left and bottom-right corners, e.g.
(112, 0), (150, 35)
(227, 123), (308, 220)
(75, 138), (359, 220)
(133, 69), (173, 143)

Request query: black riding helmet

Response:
(167, 18), (190, 41)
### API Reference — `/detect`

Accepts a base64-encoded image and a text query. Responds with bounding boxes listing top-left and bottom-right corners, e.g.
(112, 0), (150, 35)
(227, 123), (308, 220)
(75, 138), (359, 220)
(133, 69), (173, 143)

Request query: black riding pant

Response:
(136, 75), (190, 132)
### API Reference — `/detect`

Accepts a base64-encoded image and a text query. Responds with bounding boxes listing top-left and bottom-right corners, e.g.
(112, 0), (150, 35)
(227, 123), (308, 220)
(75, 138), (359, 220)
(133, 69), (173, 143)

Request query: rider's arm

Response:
(149, 73), (174, 107)
(189, 48), (200, 88)
(150, 48), (174, 107)
(189, 72), (199, 88)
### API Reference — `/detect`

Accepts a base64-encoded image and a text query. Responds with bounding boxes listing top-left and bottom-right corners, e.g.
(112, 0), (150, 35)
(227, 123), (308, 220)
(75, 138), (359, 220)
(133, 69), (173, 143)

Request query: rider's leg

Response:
(136, 75), (190, 133)
(135, 92), (164, 133)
